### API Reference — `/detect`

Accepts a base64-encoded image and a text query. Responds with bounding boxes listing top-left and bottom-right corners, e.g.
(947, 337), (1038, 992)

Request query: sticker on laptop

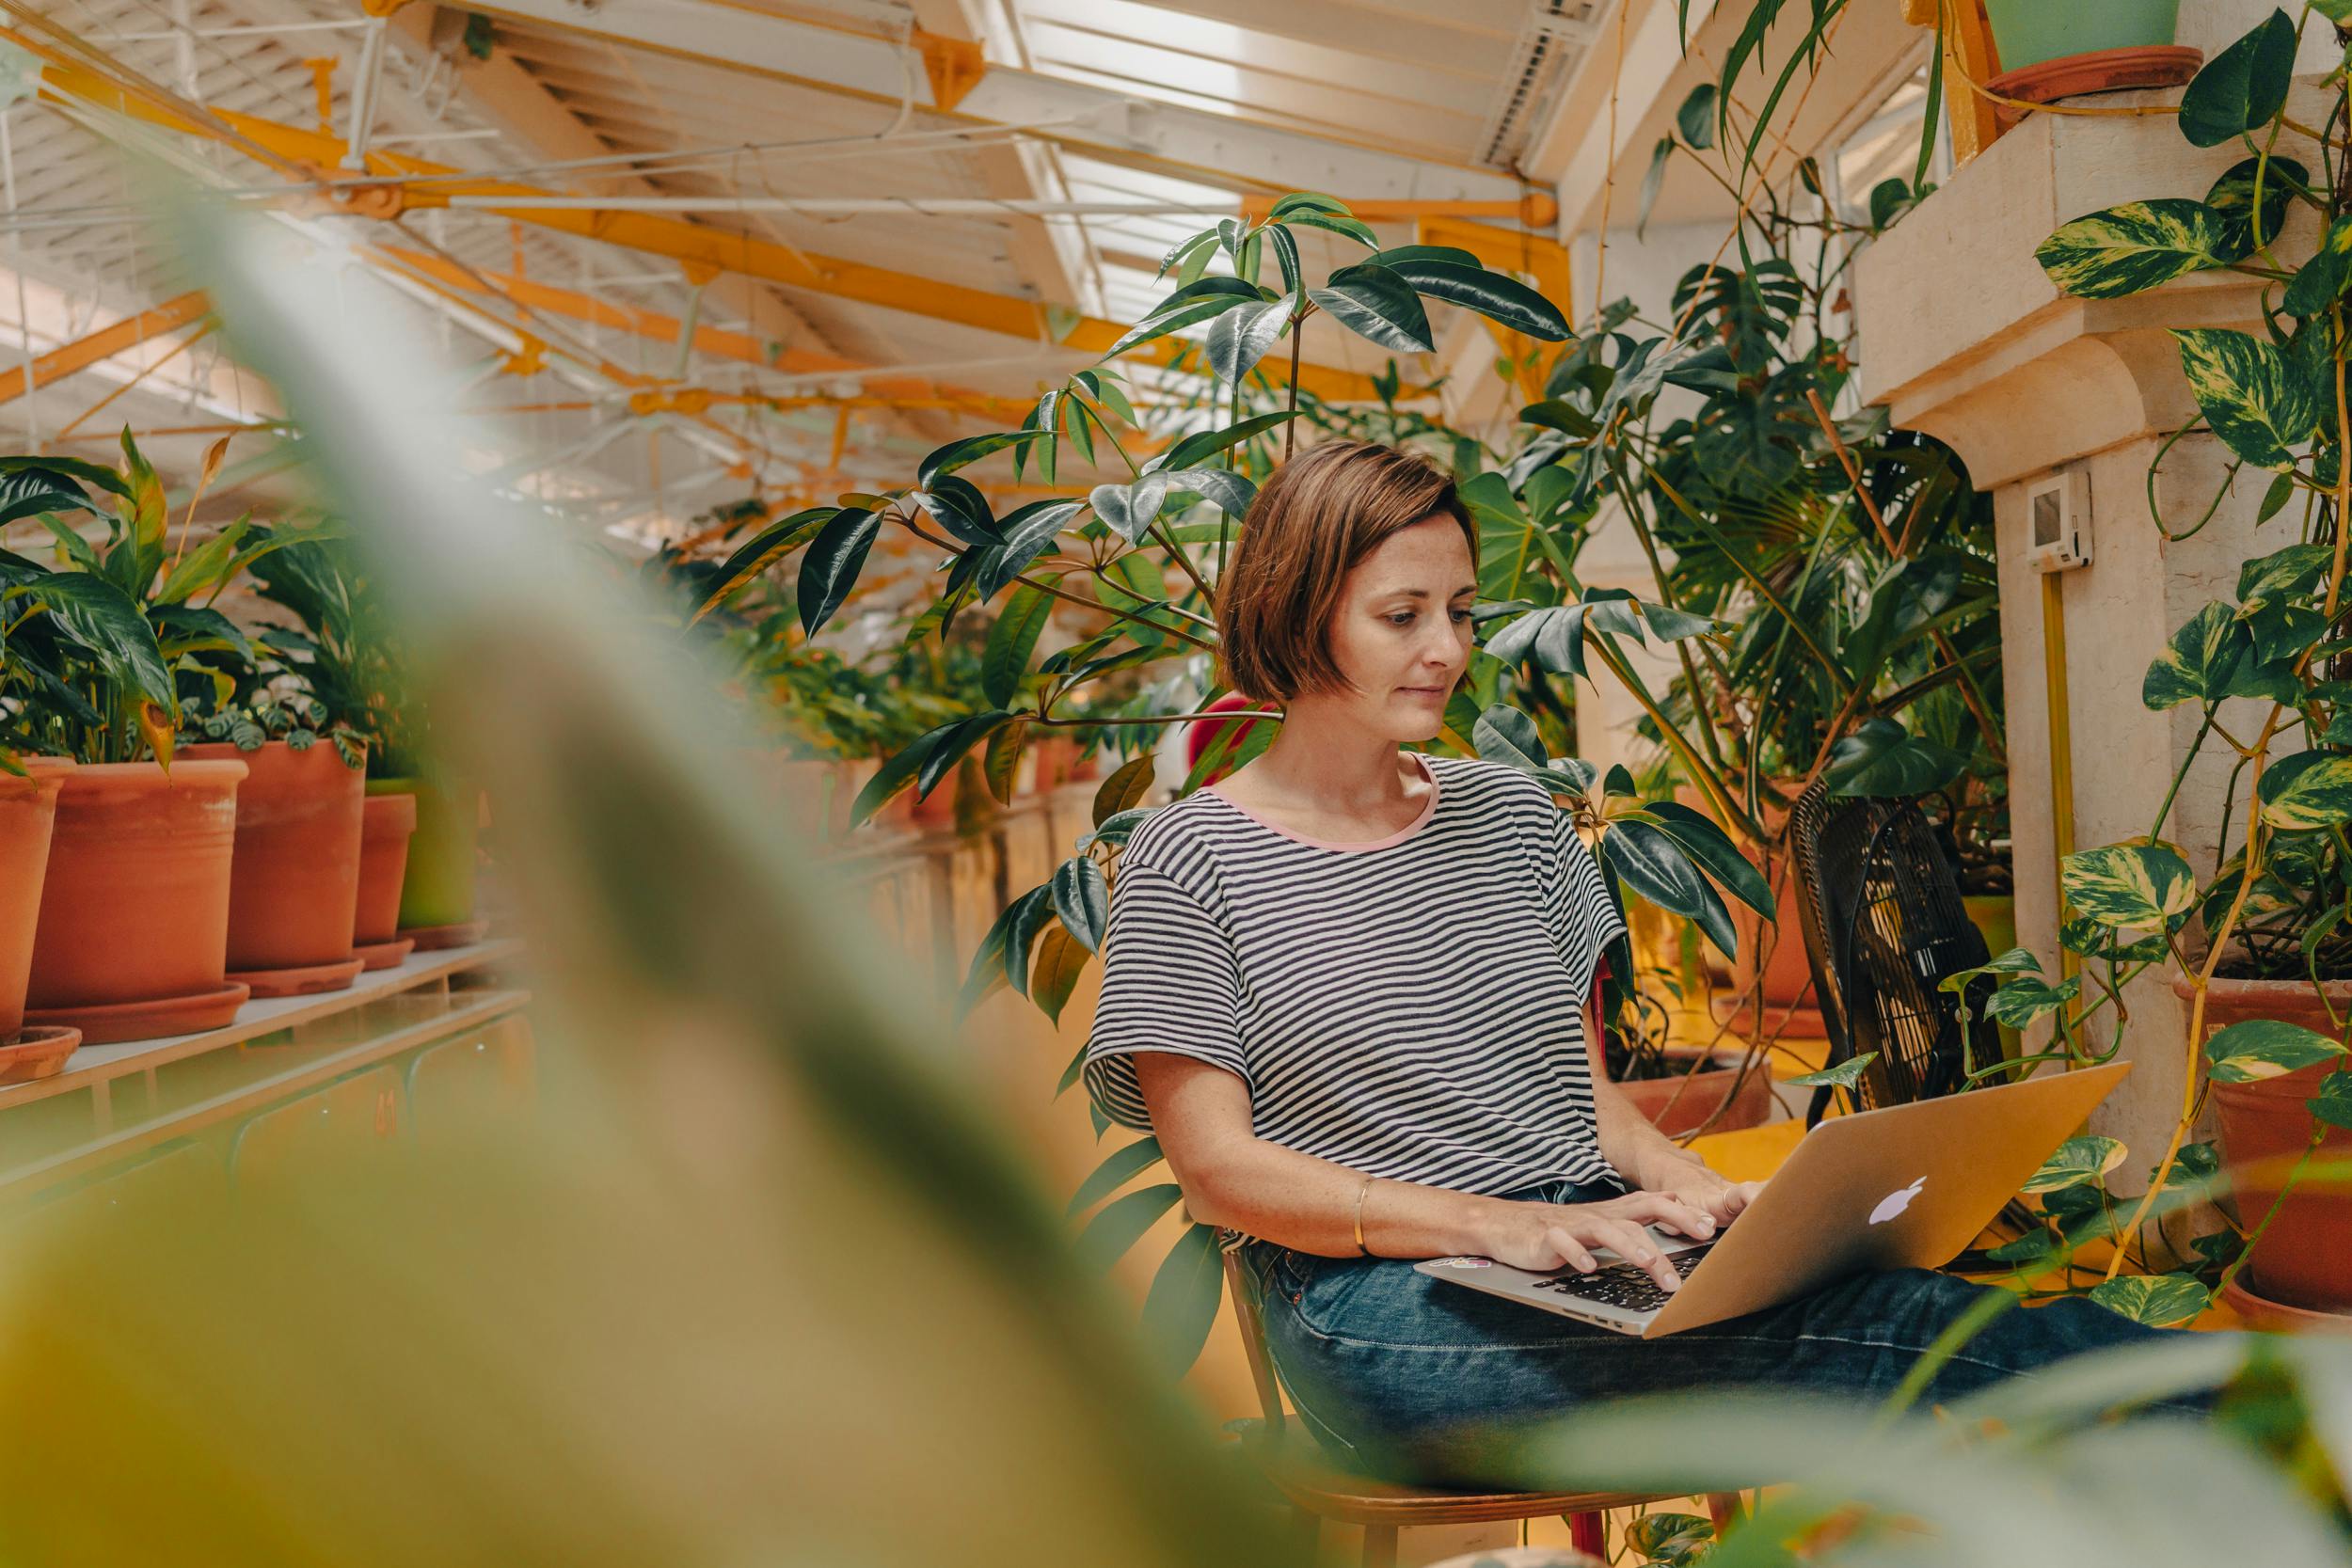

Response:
(1425, 1257), (1493, 1269)
(1870, 1177), (1926, 1225)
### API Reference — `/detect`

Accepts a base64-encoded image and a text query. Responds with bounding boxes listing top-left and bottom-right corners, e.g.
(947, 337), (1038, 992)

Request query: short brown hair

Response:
(1216, 440), (1477, 703)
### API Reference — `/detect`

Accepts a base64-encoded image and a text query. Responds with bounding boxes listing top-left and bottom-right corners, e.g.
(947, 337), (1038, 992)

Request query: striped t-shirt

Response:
(1082, 752), (1630, 1196)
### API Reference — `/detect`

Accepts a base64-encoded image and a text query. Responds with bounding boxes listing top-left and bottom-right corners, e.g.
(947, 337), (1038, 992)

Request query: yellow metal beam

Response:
(0, 291), (210, 406)
(31, 55), (1395, 404)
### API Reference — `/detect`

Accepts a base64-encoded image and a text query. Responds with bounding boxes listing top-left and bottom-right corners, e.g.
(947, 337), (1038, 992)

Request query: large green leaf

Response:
(980, 499), (1085, 598)
(1471, 704), (1546, 769)
(2283, 214), (2352, 318)
(1204, 293), (1293, 385)
(850, 716), (959, 828)
(1089, 475), (1173, 546)
(1051, 854), (1110, 953)
(1147, 411), (1300, 477)
(2087, 1274), (2210, 1327)
(2204, 154), (2306, 244)
(2256, 750), (2352, 831)
(1098, 293), (1256, 363)
(916, 430), (1053, 488)
(2171, 327), (2326, 470)
(1824, 718), (1965, 799)
(913, 476), (997, 547)
(2023, 1135), (2126, 1194)
(2142, 602), (2248, 710)
(691, 507), (834, 620)
(19, 572), (173, 709)
(1377, 256), (1569, 341)
(1985, 974), (2079, 1031)
(981, 581), (1051, 707)
(2205, 1017), (2348, 1083)
(1066, 1136), (1164, 1217)
(1676, 82), (1718, 149)
(796, 507), (882, 635)
(1137, 1223), (1224, 1375)
(1604, 819), (1734, 959)
(1307, 262), (1433, 354)
(2178, 8), (2296, 148)
(0, 452), (128, 499)
(0, 466), (94, 530)
(2061, 841), (2196, 928)
(2309, 1068), (2352, 1130)
(1784, 1053), (1878, 1090)
(1072, 1183), (1184, 1272)
(1629, 799), (1774, 917)
(2035, 201), (2250, 299)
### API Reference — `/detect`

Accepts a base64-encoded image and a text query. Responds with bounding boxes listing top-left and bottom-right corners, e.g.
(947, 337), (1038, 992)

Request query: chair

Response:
(1788, 784), (1990, 1126)
(1219, 1250), (1740, 1568)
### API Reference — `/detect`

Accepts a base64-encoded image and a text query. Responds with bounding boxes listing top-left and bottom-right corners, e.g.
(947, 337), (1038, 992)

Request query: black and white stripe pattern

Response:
(1083, 754), (1629, 1196)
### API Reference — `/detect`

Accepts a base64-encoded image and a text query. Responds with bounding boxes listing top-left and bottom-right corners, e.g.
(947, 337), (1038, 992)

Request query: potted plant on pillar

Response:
(1974, 8), (2352, 1326)
(0, 433), (300, 1044)
(1981, 0), (2199, 111)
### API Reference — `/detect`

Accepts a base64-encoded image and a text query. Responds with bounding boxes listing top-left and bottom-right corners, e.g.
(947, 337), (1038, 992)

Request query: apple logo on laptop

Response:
(1870, 1178), (1926, 1226)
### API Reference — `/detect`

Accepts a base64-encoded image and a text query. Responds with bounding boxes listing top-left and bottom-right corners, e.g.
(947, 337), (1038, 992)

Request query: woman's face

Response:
(1307, 513), (1477, 739)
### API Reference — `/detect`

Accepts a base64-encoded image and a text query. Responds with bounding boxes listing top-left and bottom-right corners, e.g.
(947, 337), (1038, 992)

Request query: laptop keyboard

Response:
(1532, 1246), (1711, 1313)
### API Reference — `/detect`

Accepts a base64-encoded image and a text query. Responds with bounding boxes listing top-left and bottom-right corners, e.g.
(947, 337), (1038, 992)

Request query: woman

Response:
(1082, 440), (2205, 1489)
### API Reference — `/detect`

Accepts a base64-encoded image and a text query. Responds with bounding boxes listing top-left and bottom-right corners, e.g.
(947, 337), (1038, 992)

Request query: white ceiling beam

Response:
(461, 0), (1529, 199)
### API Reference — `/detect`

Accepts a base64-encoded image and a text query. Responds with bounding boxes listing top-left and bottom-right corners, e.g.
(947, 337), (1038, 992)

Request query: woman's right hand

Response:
(1470, 1193), (1717, 1292)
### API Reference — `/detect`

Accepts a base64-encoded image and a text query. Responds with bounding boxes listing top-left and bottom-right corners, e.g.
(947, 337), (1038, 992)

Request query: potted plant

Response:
(0, 567), (76, 1072)
(1979, 0), (2200, 119)
(179, 692), (369, 996)
(0, 434), (284, 1044)
(245, 529), (475, 950)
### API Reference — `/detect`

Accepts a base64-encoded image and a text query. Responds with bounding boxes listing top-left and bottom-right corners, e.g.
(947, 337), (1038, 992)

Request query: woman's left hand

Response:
(1648, 1166), (1766, 1227)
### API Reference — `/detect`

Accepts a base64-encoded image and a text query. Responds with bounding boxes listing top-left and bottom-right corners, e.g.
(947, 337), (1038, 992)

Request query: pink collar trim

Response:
(1201, 752), (1442, 851)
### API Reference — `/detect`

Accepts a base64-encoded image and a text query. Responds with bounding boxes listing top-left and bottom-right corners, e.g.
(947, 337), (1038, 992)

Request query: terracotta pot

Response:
(372, 775), (477, 928)
(1031, 735), (1080, 791)
(183, 741), (367, 971)
(1614, 1052), (1776, 1137)
(0, 757), (72, 1041)
(357, 789), (418, 945)
(2175, 975), (2352, 1313)
(27, 758), (247, 1036)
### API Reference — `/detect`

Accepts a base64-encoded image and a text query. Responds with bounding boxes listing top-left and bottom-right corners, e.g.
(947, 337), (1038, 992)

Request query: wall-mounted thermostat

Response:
(2024, 468), (2092, 573)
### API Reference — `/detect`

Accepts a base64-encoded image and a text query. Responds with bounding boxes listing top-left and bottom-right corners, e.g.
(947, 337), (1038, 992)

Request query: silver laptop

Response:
(1415, 1063), (2130, 1338)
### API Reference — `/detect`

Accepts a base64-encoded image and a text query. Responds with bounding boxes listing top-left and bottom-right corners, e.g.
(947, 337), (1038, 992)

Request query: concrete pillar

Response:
(1852, 86), (2328, 1175)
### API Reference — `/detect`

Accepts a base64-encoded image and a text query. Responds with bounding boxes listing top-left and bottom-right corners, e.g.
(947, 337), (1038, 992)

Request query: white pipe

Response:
(342, 17), (389, 172)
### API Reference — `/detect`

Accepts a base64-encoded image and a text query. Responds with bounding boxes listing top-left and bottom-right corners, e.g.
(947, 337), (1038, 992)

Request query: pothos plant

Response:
(1912, 7), (2352, 1325)
(682, 194), (1782, 1370)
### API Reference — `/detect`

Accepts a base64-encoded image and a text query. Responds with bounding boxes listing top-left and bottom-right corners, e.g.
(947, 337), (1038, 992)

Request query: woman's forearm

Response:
(1592, 1078), (1712, 1191)
(1174, 1134), (1504, 1259)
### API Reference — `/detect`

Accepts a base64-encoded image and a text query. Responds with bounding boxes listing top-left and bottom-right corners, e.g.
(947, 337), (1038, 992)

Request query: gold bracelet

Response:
(1353, 1175), (1376, 1257)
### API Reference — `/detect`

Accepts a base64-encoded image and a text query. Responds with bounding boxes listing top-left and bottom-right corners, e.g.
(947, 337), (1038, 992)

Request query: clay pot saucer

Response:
(353, 936), (416, 972)
(401, 919), (489, 952)
(1987, 45), (2202, 129)
(0, 1025), (80, 1085)
(2221, 1275), (2352, 1336)
(27, 981), (249, 1047)
(229, 955), (367, 1000)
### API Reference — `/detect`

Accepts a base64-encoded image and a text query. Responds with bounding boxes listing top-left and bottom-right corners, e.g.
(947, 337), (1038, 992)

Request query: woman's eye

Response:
(1450, 609), (1471, 623)
(1388, 612), (1414, 626)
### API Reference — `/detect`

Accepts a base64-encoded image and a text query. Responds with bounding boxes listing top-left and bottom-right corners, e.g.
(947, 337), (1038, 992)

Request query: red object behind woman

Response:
(1184, 692), (1274, 786)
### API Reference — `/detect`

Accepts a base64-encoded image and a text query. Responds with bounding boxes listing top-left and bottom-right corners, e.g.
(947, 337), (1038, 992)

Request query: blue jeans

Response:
(1242, 1180), (2214, 1489)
